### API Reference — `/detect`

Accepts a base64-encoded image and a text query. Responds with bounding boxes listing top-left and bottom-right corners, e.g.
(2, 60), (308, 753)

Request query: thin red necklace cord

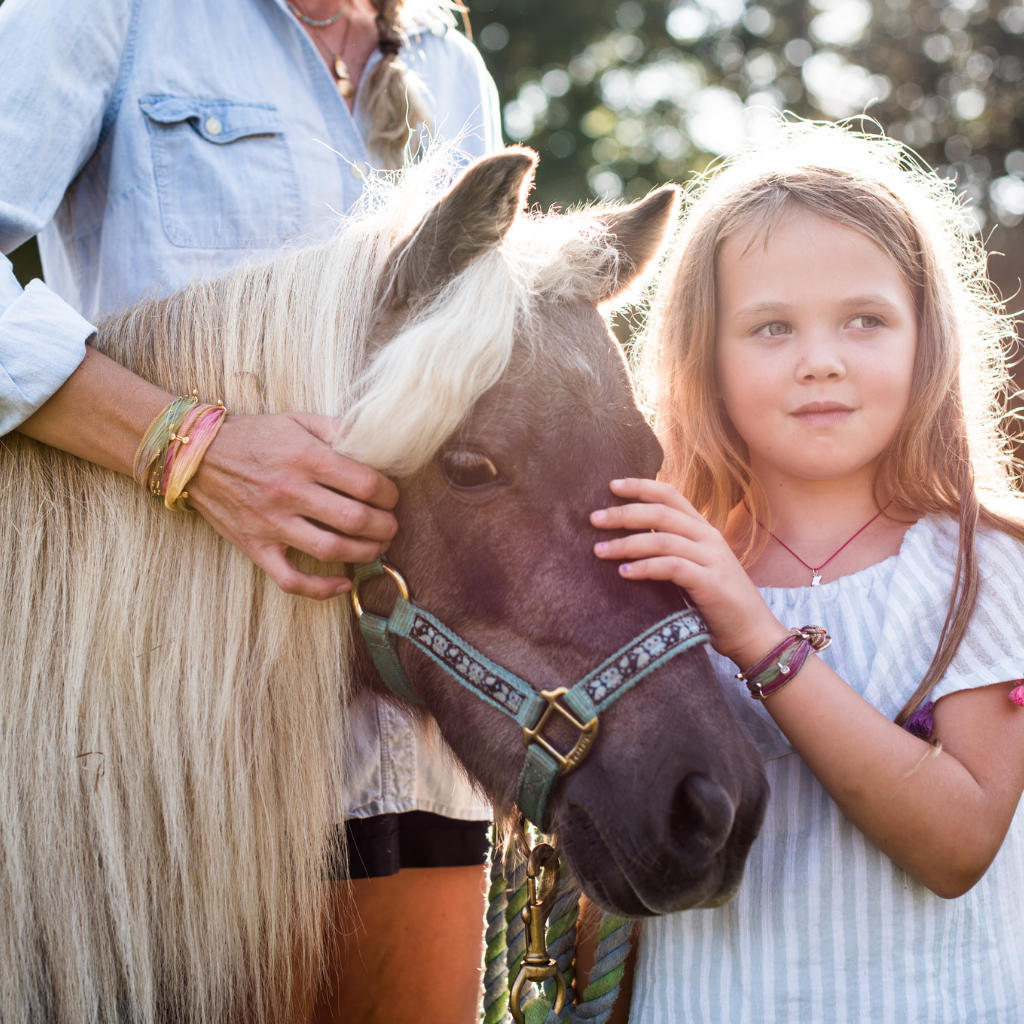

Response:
(747, 501), (892, 586)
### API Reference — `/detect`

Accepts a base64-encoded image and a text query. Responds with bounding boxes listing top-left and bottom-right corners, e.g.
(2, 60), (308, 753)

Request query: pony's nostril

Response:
(669, 773), (736, 856)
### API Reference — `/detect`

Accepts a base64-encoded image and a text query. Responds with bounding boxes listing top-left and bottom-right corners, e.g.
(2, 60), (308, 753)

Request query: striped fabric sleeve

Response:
(928, 520), (1024, 702)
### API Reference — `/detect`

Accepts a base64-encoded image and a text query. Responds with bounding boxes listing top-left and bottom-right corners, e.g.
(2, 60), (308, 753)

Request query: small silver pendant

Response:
(811, 571), (823, 586)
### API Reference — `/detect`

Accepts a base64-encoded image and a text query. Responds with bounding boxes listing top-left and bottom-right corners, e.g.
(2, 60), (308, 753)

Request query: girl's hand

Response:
(187, 412), (398, 600)
(591, 478), (786, 665)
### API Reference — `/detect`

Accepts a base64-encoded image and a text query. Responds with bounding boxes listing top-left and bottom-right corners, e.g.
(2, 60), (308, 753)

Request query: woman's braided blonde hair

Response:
(357, 0), (434, 169)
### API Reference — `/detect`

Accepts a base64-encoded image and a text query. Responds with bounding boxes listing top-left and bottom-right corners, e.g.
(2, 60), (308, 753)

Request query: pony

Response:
(0, 149), (768, 1024)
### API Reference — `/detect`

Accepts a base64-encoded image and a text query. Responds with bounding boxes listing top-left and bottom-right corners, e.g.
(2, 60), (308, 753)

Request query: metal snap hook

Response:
(509, 843), (567, 1024)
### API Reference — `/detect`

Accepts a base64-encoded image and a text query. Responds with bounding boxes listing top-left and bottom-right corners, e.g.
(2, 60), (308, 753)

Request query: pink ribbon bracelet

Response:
(736, 625), (832, 700)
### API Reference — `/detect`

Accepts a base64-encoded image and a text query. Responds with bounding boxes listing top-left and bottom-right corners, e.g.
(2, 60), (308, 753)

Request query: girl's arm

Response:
(592, 479), (1024, 898)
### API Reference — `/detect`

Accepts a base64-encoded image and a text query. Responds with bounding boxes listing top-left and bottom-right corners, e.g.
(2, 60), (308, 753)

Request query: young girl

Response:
(591, 122), (1024, 1022)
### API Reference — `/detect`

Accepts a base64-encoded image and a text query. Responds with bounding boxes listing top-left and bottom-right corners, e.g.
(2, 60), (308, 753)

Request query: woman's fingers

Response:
(299, 485), (397, 544)
(292, 413), (400, 512)
(256, 545), (352, 601)
(286, 516), (391, 568)
(185, 411), (399, 599)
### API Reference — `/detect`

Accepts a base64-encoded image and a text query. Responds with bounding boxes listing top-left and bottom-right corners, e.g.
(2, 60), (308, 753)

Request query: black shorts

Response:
(328, 811), (491, 880)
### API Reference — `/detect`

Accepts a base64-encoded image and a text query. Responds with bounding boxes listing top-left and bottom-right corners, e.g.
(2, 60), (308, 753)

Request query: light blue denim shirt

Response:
(0, 0), (498, 822)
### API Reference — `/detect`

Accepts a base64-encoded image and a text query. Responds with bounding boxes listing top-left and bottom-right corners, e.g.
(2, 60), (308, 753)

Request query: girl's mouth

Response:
(790, 401), (855, 427)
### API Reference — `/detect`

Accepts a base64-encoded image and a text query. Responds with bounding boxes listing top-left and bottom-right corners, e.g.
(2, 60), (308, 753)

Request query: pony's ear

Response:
(594, 186), (680, 303)
(383, 147), (538, 307)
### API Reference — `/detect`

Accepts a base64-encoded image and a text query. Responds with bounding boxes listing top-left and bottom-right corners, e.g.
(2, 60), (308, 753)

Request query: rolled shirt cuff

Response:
(0, 279), (94, 435)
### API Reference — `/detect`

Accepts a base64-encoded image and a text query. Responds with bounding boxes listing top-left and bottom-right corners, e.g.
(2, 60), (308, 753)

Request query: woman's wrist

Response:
(17, 346), (173, 477)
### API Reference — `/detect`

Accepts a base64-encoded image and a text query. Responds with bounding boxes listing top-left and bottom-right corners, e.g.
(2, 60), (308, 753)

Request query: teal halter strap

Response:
(352, 558), (710, 829)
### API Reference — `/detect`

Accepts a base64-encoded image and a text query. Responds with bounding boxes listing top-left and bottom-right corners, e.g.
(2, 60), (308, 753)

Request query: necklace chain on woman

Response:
(284, 0), (346, 28)
(286, 0), (355, 98)
(753, 501), (892, 586)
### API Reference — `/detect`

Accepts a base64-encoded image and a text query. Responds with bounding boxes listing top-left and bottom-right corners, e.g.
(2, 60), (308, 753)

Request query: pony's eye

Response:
(441, 449), (500, 489)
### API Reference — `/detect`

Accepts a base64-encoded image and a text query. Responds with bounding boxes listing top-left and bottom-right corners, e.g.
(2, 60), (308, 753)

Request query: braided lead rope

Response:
(481, 831), (631, 1024)
(573, 914), (632, 1023)
(543, 862), (580, 1010)
(504, 855), (531, 999)
(482, 837), (510, 1024)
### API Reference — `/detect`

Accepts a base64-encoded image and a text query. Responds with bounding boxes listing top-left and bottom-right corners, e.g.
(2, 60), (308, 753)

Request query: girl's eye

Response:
(849, 314), (882, 329)
(755, 321), (790, 337)
(441, 448), (500, 489)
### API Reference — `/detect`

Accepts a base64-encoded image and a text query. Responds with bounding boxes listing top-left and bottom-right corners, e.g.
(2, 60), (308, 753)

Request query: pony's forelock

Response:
(334, 150), (636, 476)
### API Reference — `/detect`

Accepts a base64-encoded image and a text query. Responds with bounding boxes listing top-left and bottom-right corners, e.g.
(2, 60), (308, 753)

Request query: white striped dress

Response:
(630, 515), (1024, 1023)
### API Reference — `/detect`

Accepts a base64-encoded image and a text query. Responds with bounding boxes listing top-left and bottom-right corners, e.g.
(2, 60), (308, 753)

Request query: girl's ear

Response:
(594, 186), (679, 303)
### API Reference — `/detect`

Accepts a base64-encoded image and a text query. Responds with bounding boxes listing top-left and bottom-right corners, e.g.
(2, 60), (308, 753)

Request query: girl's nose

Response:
(795, 336), (845, 382)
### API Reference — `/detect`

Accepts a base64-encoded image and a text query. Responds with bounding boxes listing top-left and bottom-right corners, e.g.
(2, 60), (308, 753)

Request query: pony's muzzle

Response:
(668, 773), (737, 860)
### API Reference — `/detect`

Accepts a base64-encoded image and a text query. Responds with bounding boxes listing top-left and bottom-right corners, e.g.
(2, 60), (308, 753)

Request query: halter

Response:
(351, 558), (710, 829)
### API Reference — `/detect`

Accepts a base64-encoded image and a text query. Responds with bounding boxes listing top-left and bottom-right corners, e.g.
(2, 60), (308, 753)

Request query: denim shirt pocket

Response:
(139, 96), (301, 249)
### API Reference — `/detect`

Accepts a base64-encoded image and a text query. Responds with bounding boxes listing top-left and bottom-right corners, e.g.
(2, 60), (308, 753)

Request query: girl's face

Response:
(714, 207), (918, 487)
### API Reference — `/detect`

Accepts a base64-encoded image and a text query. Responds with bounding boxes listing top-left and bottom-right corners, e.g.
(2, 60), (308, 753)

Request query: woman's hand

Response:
(590, 478), (786, 665)
(186, 412), (398, 600)
(18, 348), (398, 602)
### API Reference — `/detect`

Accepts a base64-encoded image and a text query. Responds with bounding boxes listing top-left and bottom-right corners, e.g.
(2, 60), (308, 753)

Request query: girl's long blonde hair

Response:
(641, 121), (1022, 724)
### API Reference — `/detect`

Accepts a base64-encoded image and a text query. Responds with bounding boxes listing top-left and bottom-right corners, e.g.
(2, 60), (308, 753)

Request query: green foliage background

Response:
(5, 0), (1023, 302)
(468, 0), (1024, 304)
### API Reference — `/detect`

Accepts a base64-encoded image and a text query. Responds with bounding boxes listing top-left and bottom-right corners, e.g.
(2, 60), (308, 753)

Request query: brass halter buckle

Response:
(522, 687), (599, 776)
(350, 561), (410, 620)
(509, 843), (567, 1024)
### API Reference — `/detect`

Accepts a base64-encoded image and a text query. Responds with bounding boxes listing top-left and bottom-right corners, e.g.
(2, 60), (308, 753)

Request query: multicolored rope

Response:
(505, 855), (531, 997)
(481, 828), (632, 1024)
(543, 862), (579, 1009)
(574, 915), (632, 1023)
(483, 836), (511, 1024)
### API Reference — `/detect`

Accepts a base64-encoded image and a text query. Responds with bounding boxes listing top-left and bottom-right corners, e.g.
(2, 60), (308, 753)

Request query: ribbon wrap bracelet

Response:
(132, 391), (227, 510)
(736, 625), (832, 700)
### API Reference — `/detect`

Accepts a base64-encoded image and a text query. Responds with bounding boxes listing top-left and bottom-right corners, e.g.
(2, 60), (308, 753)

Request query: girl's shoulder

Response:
(902, 509), (1024, 589)
(893, 510), (1024, 703)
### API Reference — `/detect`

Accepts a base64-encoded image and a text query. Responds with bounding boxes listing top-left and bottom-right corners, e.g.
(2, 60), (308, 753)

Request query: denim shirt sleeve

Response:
(0, 0), (132, 433)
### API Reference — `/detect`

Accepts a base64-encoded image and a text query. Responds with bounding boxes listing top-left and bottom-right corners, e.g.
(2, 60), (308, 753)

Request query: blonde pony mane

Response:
(0, 149), (644, 1024)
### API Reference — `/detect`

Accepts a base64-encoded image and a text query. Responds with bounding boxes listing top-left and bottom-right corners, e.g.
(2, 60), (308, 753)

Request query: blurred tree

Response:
(470, 0), (1024, 306)
(470, 0), (1023, 222)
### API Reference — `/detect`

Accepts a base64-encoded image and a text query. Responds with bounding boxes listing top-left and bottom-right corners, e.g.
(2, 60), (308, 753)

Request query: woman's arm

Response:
(592, 479), (1024, 897)
(19, 345), (398, 600)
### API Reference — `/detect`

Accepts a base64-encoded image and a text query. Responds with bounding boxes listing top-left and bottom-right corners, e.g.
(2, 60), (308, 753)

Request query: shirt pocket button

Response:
(204, 117), (223, 136)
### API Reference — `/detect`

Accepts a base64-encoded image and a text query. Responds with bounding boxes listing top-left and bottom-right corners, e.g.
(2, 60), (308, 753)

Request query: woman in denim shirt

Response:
(0, 0), (500, 1018)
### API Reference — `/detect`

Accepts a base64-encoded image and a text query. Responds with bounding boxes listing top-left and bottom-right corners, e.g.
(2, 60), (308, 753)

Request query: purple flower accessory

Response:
(903, 701), (935, 740)
(905, 685), (1024, 741)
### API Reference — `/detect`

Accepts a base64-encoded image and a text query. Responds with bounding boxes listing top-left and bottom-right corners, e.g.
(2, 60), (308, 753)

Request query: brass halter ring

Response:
(350, 561), (410, 620)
